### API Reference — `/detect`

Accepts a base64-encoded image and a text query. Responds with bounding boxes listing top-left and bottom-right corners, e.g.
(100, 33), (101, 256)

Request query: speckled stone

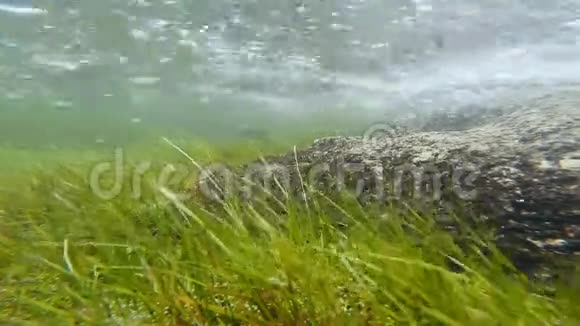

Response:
(238, 91), (580, 274)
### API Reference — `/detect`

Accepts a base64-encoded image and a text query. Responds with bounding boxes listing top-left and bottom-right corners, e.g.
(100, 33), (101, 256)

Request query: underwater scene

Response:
(0, 1), (579, 324)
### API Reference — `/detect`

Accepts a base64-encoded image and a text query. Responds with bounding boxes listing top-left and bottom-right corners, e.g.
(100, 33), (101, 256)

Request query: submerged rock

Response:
(223, 91), (579, 273)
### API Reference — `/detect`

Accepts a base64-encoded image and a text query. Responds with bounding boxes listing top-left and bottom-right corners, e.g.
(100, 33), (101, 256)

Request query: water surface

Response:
(1, 0), (579, 149)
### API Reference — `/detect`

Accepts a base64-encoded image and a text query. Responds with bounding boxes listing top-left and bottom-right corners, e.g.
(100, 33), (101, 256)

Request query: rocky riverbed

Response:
(199, 90), (579, 276)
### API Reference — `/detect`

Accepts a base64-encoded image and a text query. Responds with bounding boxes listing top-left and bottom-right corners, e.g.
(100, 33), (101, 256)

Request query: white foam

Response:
(0, 4), (46, 15)
(31, 55), (80, 71)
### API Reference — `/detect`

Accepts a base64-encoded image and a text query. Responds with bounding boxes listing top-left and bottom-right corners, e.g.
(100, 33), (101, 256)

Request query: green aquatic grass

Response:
(0, 138), (578, 325)
(0, 102), (577, 324)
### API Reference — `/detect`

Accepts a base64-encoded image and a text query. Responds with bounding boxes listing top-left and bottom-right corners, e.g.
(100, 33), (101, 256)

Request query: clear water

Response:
(1, 0), (579, 148)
